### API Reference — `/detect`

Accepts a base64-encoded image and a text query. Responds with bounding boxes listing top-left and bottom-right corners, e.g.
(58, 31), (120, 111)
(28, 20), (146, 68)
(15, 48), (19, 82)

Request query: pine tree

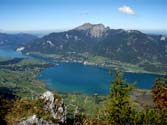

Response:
(103, 71), (134, 124)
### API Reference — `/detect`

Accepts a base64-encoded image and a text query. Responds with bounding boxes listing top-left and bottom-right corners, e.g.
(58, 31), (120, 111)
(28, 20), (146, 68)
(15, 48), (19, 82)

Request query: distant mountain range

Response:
(23, 23), (167, 65)
(0, 33), (37, 49)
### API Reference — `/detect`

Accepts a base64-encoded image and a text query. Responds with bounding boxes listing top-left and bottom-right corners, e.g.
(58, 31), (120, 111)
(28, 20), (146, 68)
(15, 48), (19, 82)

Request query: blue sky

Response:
(0, 0), (166, 32)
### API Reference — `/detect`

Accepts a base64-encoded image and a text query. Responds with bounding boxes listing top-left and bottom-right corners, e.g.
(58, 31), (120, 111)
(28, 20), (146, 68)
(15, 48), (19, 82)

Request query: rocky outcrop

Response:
(40, 91), (66, 123)
(75, 23), (110, 38)
(19, 91), (66, 125)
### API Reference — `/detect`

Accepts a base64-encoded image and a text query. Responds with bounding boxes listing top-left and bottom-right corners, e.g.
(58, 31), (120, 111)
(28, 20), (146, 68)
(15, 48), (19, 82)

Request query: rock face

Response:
(40, 91), (66, 123)
(75, 23), (110, 38)
(19, 91), (66, 125)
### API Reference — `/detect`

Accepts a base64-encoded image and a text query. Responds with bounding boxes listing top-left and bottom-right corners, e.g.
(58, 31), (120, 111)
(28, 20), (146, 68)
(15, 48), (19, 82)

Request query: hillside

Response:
(0, 33), (37, 49)
(0, 58), (52, 97)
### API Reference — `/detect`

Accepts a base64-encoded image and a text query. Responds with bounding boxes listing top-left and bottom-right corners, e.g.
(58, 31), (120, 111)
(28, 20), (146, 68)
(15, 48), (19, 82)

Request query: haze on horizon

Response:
(0, 0), (166, 33)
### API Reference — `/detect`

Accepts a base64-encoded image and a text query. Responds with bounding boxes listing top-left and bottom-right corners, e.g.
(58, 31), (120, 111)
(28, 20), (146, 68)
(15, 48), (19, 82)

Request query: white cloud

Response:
(118, 5), (135, 15)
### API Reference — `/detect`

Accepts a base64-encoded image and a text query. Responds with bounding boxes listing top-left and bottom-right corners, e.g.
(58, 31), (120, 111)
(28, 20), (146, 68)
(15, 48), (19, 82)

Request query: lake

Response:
(37, 63), (161, 95)
(0, 48), (162, 95)
(0, 48), (27, 58)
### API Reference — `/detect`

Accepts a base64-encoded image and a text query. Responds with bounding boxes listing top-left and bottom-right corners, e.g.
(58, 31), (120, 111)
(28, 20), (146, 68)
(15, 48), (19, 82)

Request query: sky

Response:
(0, 0), (166, 33)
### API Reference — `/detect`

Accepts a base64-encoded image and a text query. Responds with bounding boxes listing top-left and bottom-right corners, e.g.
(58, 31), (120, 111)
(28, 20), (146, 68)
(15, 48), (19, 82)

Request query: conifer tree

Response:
(104, 71), (134, 124)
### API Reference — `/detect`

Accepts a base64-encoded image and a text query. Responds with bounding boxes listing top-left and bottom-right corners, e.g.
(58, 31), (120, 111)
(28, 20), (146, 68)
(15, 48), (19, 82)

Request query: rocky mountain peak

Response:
(75, 23), (110, 38)
(75, 23), (94, 30)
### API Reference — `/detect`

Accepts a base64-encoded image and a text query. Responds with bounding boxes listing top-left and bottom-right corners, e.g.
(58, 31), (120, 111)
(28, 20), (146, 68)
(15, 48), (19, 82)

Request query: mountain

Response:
(23, 23), (167, 72)
(75, 23), (110, 38)
(0, 33), (38, 49)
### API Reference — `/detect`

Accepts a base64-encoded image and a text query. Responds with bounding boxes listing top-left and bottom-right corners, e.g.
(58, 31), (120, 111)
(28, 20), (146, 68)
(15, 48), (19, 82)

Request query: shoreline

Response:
(26, 52), (165, 76)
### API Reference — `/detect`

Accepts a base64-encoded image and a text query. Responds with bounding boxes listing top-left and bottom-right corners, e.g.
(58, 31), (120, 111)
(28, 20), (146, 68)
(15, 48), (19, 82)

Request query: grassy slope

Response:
(0, 58), (49, 98)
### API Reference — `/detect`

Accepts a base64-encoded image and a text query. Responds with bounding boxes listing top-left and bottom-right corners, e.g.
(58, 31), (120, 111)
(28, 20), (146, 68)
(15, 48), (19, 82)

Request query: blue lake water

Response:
(0, 48), (27, 58)
(0, 48), (162, 95)
(37, 63), (161, 95)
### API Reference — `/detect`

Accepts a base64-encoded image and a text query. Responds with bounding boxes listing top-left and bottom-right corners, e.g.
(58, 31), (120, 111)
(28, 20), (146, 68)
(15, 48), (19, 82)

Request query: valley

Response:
(0, 48), (164, 124)
(22, 23), (167, 75)
(0, 48), (161, 95)
(0, 0), (166, 124)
